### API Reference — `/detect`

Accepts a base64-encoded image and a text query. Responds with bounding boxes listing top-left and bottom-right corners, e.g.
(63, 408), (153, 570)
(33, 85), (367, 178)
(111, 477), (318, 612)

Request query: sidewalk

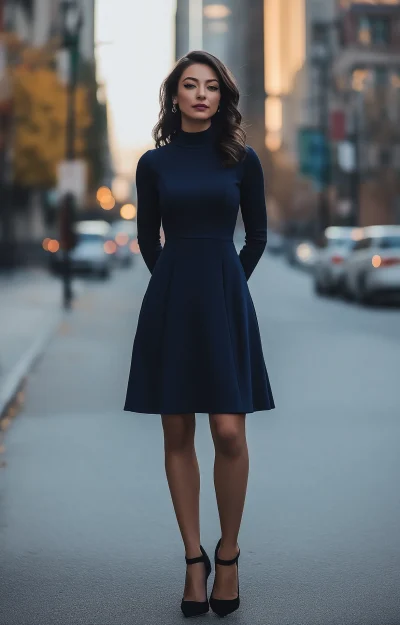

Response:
(0, 268), (86, 421)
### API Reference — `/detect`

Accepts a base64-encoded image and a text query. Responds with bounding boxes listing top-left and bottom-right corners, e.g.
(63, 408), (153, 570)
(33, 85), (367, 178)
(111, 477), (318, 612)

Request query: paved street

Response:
(0, 268), (85, 386)
(1, 250), (399, 625)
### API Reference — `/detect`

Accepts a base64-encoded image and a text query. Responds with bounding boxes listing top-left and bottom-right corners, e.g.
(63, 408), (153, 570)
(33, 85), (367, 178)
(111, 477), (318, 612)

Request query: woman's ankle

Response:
(185, 544), (202, 559)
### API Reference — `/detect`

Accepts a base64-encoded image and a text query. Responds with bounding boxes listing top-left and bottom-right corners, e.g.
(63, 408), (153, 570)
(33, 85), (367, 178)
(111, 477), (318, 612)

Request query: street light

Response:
(59, 0), (83, 310)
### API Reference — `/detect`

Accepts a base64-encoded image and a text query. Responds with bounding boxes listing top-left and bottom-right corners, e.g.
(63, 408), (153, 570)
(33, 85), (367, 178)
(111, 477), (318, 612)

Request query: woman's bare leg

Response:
(161, 413), (206, 602)
(209, 412), (248, 599)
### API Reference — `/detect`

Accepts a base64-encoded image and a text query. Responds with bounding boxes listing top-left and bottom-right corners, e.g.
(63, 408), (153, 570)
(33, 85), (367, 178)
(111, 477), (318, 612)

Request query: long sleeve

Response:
(136, 150), (163, 274)
(238, 146), (268, 281)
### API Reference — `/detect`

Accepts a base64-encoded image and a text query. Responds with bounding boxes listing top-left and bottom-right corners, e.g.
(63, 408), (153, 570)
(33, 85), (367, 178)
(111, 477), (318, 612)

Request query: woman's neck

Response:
(180, 118), (212, 133)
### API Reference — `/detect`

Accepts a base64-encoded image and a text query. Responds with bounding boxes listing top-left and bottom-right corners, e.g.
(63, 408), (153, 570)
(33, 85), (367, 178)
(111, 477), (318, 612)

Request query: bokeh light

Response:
(96, 186), (112, 203)
(47, 239), (60, 253)
(115, 233), (129, 246)
(101, 196), (116, 210)
(104, 240), (117, 254)
(203, 4), (231, 19)
(120, 204), (136, 219)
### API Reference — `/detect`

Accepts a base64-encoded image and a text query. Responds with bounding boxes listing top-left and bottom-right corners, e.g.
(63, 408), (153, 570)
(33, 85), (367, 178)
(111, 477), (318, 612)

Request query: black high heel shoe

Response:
(181, 544), (212, 618)
(209, 538), (240, 618)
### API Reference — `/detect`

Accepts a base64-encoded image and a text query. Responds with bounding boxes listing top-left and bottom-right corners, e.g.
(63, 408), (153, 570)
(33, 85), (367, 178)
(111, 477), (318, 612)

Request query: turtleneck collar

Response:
(173, 123), (216, 148)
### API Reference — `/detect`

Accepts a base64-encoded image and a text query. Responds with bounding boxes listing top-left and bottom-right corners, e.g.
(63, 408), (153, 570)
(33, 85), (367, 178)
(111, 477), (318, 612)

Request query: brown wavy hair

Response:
(152, 50), (247, 167)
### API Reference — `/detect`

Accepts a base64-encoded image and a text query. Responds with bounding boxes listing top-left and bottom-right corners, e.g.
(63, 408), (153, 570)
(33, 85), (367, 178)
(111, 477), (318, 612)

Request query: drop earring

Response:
(172, 102), (177, 113)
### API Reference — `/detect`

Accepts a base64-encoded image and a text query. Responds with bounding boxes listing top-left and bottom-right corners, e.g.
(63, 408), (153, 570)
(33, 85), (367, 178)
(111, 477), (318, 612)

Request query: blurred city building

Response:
(176, 0), (400, 236)
(0, 0), (113, 269)
(175, 0), (273, 227)
(332, 0), (400, 227)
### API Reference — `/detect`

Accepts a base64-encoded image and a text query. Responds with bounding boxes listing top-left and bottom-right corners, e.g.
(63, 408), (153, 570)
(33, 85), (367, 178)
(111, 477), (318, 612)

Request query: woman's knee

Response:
(161, 413), (195, 452)
(209, 413), (246, 456)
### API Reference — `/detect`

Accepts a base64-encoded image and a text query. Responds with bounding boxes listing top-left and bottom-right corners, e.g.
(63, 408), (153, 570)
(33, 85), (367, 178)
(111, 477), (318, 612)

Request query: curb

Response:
(0, 312), (63, 422)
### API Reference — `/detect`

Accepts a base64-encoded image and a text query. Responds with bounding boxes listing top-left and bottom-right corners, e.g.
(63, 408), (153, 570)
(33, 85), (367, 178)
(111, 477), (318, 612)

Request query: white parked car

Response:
(313, 226), (363, 296)
(341, 225), (400, 304)
(50, 220), (114, 279)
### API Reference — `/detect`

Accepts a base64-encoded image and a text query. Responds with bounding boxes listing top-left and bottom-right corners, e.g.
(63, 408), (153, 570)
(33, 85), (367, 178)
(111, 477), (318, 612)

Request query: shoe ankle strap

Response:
(185, 554), (205, 565)
(215, 550), (240, 566)
(185, 544), (206, 565)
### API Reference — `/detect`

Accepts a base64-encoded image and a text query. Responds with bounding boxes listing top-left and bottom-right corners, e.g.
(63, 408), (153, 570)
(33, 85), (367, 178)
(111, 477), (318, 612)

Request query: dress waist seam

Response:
(165, 236), (233, 241)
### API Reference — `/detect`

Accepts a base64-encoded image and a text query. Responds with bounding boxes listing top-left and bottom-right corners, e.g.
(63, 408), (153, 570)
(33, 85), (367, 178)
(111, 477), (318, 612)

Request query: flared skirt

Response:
(124, 238), (275, 414)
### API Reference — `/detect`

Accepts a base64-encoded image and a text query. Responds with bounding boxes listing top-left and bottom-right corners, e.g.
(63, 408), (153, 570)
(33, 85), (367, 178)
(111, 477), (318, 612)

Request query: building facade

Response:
(174, 0), (270, 223)
(332, 0), (400, 226)
(0, 0), (106, 268)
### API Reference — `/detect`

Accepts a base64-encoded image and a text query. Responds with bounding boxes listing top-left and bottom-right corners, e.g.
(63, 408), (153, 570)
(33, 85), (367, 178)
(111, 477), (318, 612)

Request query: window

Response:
(327, 238), (357, 250)
(379, 236), (400, 249)
(78, 233), (104, 244)
(358, 16), (371, 45)
(353, 237), (372, 251)
(372, 17), (390, 45)
(375, 67), (388, 86)
(357, 16), (390, 46)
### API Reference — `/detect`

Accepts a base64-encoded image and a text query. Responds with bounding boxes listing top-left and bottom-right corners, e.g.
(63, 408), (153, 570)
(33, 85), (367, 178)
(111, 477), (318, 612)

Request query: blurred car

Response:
(108, 219), (137, 267)
(50, 220), (114, 279)
(341, 225), (400, 304)
(313, 226), (363, 296)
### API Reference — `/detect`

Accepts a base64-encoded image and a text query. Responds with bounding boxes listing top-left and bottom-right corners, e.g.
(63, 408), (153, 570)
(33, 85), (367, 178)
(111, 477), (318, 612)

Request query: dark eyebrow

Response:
(182, 77), (219, 83)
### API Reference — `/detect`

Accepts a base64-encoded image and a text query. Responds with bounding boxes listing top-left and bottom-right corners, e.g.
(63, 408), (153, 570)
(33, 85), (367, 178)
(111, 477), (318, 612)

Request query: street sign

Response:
(57, 159), (87, 207)
(298, 128), (331, 187)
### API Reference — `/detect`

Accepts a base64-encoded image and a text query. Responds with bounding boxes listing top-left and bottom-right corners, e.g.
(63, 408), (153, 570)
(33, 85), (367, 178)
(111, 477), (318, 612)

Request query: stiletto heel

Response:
(209, 538), (240, 618)
(180, 544), (212, 618)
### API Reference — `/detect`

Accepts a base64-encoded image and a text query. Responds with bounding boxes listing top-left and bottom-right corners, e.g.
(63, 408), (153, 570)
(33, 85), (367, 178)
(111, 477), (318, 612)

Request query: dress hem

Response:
(123, 404), (275, 415)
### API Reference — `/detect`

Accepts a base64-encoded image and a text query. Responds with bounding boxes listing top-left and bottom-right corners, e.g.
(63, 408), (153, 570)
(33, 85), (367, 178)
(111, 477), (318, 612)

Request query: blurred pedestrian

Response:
(124, 50), (275, 618)
(59, 192), (77, 308)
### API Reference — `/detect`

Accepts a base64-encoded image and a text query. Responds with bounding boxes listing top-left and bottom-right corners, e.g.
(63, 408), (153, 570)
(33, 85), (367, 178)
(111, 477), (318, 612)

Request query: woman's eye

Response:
(208, 86), (219, 91)
(183, 83), (195, 89)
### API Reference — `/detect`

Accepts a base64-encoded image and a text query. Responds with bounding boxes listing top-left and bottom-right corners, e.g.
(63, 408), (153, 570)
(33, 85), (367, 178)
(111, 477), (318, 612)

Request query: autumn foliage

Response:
(12, 63), (91, 188)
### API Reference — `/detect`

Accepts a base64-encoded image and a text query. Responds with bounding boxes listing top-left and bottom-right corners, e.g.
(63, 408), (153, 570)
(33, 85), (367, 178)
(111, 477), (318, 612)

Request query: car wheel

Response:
(314, 279), (325, 296)
(99, 266), (110, 280)
(342, 277), (354, 301)
(355, 273), (372, 306)
(313, 270), (327, 296)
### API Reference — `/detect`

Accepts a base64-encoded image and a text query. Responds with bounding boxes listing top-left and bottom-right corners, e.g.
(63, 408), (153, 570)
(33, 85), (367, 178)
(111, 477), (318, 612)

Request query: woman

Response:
(124, 50), (275, 618)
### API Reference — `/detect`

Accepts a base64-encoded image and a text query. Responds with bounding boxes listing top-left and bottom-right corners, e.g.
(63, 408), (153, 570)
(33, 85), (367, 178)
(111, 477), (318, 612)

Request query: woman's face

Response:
(173, 63), (221, 123)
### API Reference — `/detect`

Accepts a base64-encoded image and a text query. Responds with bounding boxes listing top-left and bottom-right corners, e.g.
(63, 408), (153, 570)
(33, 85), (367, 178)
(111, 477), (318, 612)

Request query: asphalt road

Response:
(1, 250), (399, 625)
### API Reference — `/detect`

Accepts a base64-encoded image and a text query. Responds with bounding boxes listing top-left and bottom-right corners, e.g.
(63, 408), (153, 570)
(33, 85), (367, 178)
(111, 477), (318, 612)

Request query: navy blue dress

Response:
(124, 123), (275, 415)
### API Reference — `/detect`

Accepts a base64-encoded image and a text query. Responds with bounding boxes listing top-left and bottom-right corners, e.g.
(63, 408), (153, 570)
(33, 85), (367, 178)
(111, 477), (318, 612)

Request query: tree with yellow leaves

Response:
(12, 63), (91, 188)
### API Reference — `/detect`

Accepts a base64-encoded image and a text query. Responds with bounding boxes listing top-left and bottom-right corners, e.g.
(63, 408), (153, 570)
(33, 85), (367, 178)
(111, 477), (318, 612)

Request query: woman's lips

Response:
(193, 105), (209, 110)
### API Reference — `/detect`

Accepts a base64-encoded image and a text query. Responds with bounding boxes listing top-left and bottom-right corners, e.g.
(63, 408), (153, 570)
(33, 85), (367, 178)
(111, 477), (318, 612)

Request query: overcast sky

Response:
(95, 0), (176, 175)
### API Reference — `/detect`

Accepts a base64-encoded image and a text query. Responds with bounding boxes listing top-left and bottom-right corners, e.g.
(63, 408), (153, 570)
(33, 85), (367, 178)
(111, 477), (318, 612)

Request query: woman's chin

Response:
(185, 112), (213, 123)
